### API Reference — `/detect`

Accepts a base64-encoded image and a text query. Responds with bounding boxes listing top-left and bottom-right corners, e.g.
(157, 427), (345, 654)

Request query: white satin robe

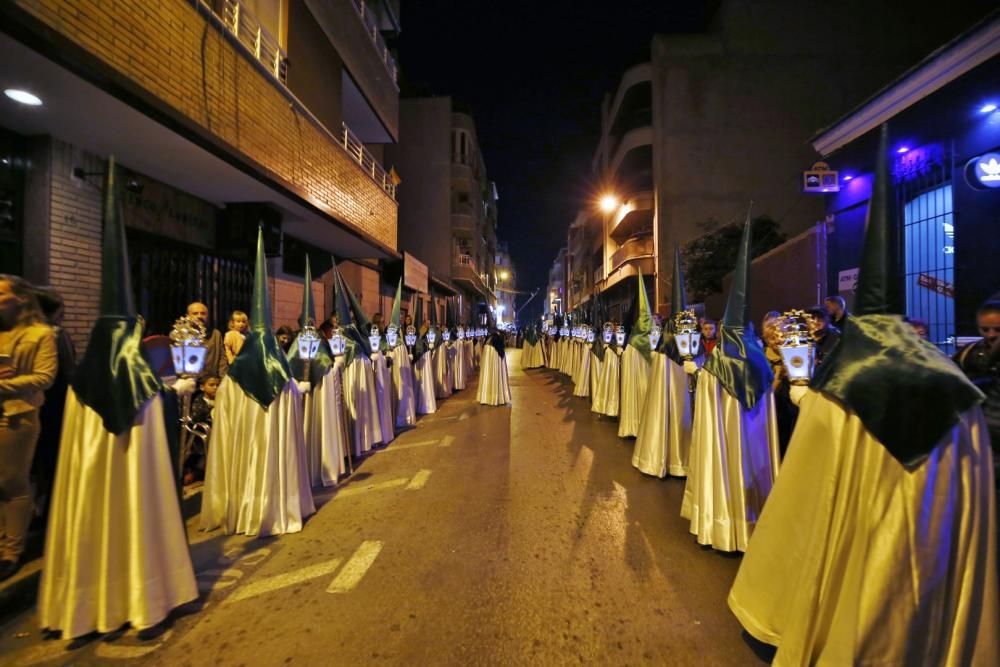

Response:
(39, 391), (198, 639)
(413, 351), (438, 415)
(451, 343), (466, 391)
(372, 351), (395, 445)
(680, 372), (779, 552)
(521, 341), (545, 369)
(389, 344), (417, 429)
(477, 343), (511, 406)
(728, 391), (998, 667)
(342, 355), (384, 457)
(433, 344), (453, 399)
(303, 365), (348, 487)
(592, 346), (621, 417)
(617, 345), (652, 438)
(201, 378), (315, 537)
(589, 349), (603, 403)
(632, 353), (692, 477)
(572, 345), (591, 397)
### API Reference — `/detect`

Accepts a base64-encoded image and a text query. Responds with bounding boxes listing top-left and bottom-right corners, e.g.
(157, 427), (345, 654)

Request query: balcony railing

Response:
(611, 236), (655, 270)
(216, 0), (288, 83)
(350, 0), (399, 87)
(195, 0), (397, 200)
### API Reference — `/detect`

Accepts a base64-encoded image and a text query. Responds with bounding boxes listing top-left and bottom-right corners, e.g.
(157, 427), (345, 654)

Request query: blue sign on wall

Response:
(966, 152), (1000, 189)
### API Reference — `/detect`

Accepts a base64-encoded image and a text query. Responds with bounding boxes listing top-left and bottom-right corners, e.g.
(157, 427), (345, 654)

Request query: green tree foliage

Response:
(682, 216), (786, 301)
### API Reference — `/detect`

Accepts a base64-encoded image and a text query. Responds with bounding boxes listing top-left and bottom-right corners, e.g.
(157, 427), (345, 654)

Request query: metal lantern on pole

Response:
(169, 315), (207, 377)
(296, 320), (322, 383)
(615, 325), (626, 347)
(602, 323), (614, 344)
(673, 310), (701, 359)
(404, 325), (417, 348)
(456, 325), (465, 341)
(441, 328), (451, 342)
(369, 325), (382, 355)
(329, 328), (347, 357)
(777, 309), (816, 385)
(386, 324), (399, 348)
(426, 328), (437, 349)
(650, 323), (662, 350)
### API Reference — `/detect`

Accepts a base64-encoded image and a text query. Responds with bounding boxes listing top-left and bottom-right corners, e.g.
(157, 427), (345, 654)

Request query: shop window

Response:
(903, 184), (955, 352)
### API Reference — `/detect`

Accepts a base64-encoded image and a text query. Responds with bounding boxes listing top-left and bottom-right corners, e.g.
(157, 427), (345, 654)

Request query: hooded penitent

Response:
(812, 124), (982, 465)
(388, 278), (403, 347)
(287, 255), (334, 385)
(227, 228), (292, 408)
(590, 291), (607, 362)
(626, 268), (654, 361)
(336, 266), (374, 357)
(72, 156), (163, 435)
(702, 207), (774, 410)
(330, 265), (369, 366)
(660, 244), (688, 364)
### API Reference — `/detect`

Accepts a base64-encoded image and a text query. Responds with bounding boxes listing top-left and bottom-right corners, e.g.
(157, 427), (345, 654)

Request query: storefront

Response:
(814, 15), (1000, 353)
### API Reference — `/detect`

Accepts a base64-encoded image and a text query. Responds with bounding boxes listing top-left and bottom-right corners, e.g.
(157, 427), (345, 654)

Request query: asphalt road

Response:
(0, 350), (768, 666)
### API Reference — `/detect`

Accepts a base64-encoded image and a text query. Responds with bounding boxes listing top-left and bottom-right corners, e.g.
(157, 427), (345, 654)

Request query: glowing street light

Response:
(599, 194), (619, 213)
(499, 270), (510, 280)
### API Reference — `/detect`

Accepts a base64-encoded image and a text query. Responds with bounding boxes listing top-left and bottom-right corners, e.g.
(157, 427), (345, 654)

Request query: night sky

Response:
(395, 1), (715, 321)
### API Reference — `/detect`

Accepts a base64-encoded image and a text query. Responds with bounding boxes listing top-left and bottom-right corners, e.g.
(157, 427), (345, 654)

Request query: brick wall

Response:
(48, 140), (103, 356)
(270, 265), (326, 331)
(13, 0), (397, 250)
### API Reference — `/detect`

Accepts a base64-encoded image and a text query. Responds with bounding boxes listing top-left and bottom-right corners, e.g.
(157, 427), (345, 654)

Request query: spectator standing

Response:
(954, 298), (1000, 487)
(223, 309), (249, 364)
(184, 374), (219, 484)
(186, 301), (228, 377)
(701, 318), (718, 357)
(806, 306), (842, 366)
(824, 295), (849, 330)
(0, 275), (56, 580)
(31, 287), (75, 522)
(275, 325), (294, 352)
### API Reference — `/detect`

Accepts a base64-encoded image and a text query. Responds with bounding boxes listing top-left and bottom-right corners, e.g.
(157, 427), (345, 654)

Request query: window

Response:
(451, 130), (470, 165)
(903, 184), (955, 352)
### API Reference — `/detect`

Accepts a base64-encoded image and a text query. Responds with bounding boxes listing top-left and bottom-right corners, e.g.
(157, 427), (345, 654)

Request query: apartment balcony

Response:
(606, 63), (653, 136)
(2, 0), (398, 255)
(610, 126), (654, 177)
(452, 254), (489, 297)
(609, 191), (654, 242)
(610, 235), (655, 273)
(451, 205), (477, 235)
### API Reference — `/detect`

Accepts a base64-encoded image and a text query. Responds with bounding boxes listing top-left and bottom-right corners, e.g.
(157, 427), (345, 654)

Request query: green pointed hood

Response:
(227, 227), (292, 407)
(660, 244), (688, 364)
(288, 254), (334, 385)
(332, 265), (370, 363)
(73, 155), (163, 435)
(702, 207), (773, 409)
(813, 124), (982, 465)
(590, 291), (607, 361)
(626, 268), (654, 361)
(387, 278), (403, 349)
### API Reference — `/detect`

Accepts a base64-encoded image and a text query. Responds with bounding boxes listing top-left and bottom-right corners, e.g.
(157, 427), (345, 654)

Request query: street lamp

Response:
(499, 270), (510, 280)
(597, 192), (618, 288)
(599, 194), (619, 213)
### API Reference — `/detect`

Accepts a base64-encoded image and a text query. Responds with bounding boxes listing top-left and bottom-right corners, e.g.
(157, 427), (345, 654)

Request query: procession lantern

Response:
(615, 325), (626, 347)
(169, 316), (207, 376)
(404, 325), (417, 348)
(442, 329), (451, 342)
(386, 324), (399, 348)
(548, 325), (557, 336)
(560, 325), (570, 338)
(649, 323), (662, 350)
(602, 323), (614, 344)
(427, 328), (437, 349)
(296, 322), (322, 360)
(777, 309), (816, 385)
(329, 328), (347, 356)
(368, 325), (382, 354)
(479, 327), (487, 339)
(456, 326), (465, 341)
(674, 310), (701, 360)
(586, 327), (595, 344)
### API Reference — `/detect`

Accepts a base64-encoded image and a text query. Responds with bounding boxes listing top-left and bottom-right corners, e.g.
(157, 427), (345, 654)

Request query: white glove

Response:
(683, 360), (698, 375)
(409, 354), (414, 362)
(295, 380), (312, 394)
(789, 384), (809, 407)
(173, 377), (197, 396)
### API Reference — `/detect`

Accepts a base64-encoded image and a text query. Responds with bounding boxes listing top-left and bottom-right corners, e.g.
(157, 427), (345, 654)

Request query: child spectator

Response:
(184, 374), (219, 484)
(223, 310), (248, 364)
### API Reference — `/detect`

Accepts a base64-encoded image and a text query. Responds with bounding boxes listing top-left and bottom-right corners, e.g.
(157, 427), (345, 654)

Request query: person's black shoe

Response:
(0, 559), (20, 582)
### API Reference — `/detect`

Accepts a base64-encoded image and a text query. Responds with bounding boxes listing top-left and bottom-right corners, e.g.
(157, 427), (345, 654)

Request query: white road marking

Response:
(226, 558), (343, 604)
(439, 435), (455, 447)
(216, 547), (272, 567)
(196, 567), (244, 592)
(93, 630), (174, 660)
(405, 469), (432, 490)
(383, 439), (440, 451)
(336, 477), (410, 497)
(326, 541), (384, 593)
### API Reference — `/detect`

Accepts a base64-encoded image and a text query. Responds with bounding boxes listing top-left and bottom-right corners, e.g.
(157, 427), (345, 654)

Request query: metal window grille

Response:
(896, 143), (956, 353)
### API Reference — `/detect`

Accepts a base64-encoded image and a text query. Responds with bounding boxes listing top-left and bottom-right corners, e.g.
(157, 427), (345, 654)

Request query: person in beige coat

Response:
(0, 274), (56, 580)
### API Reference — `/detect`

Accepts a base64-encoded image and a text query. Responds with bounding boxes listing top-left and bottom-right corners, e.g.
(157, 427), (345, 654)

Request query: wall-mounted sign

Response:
(403, 252), (428, 293)
(838, 267), (859, 295)
(122, 168), (217, 249)
(803, 161), (839, 193)
(966, 152), (1000, 190)
(917, 273), (954, 298)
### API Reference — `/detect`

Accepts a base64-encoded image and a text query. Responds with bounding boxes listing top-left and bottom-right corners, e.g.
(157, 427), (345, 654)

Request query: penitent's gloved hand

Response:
(683, 360), (698, 375)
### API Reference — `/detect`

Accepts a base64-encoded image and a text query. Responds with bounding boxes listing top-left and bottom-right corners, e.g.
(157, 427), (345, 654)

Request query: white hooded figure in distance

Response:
(680, 207), (780, 553)
(39, 157), (197, 639)
(201, 228), (315, 537)
(572, 326), (592, 398)
(287, 256), (348, 488)
(411, 299), (438, 415)
(618, 270), (655, 439)
(478, 326), (511, 406)
(331, 268), (384, 456)
(632, 246), (695, 478)
(728, 126), (997, 666)
(592, 321), (623, 418)
(430, 303), (453, 400)
(385, 280), (416, 430)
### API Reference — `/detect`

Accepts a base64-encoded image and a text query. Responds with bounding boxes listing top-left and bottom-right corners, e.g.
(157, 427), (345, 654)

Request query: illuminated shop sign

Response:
(966, 152), (1000, 190)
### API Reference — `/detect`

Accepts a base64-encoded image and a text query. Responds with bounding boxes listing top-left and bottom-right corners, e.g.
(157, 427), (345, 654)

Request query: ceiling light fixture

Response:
(4, 89), (43, 106)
